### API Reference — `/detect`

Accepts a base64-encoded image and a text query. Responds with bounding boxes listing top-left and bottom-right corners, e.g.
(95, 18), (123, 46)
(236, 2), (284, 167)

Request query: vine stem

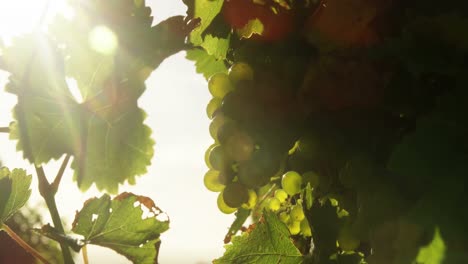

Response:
(0, 127), (10, 133)
(82, 245), (89, 264)
(35, 166), (74, 264)
(1, 223), (51, 264)
(51, 154), (71, 194)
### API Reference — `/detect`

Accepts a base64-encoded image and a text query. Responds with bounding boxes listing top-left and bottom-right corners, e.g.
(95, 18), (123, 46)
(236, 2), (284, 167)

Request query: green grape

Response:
(209, 113), (230, 142)
(302, 171), (320, 188)
(290, 204), (305, 221)
(288, 220), (301, 235)
(279, 211), (290, 223)
(223, 182), (249, 208)
(281, 171), (302, 196)
(204, 143), (217, 169)
(274, 189), (288, 203)
(206, 97), (221, 119)
(216, 121), (239, 145)
(266, 197), (281, 212)
(208, 145), (229, 171)
(300, 218), (312, 237)
(208, 72), (234, 99)
(203, 170), (225, 192)
(337, 227), (361, 251)
(242, 189), (258, 209)
(217, 192), (237, 214)
(238, 150), (279, 188)
(218, 167), (235, 185)
(228, 62), (254, 84)
(225, 129), (254, 162)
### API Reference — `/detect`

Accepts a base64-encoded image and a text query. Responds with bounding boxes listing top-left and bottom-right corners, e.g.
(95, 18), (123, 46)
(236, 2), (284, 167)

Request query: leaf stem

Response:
(1, 223), (51, 264)
(51, 154), (71, 194)
(35, 166), (75, 264)
(82, 245), (89, 264)
(0, 127), (10, 133)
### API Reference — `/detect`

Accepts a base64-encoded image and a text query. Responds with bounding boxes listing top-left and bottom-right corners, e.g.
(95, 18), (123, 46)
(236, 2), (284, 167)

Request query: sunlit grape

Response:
(302, 171), (320, 188)
(217, 192), (237, 214)
(208, 72), (234, 99)
(266, 197), (281, 212)
(290, 204), (305, 221)
(228, 62), (254, 84)
(300, 218), (312, 237)
(225, 129), (254, 162)
(209, 113), (230, 142)
(203, 170), (225, 192)
(223, 182), (249, 208)
(206, 97), (221, 119)
(281, 171), (302, 196)
(288, 220), (301, 235)
(279, 211), (290, 223)
(242, 189), (258, 209)
(274, 189), (288, 203)
(204, 143), (217, 169)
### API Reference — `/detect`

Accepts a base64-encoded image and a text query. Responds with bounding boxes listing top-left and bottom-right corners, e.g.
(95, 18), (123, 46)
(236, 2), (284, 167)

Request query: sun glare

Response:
(0, 0), (74, 43)
(88, 25), (119, 55)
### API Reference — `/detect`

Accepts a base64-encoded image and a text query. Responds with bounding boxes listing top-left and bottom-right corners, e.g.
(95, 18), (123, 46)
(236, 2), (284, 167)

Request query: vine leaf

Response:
(416, 228), (445, 264)
(0, 167), (32, 223)
(214, 211), (302, 264)
(3, 34), (81, 165)
(186, 48), (228, 80)
(189, 0), (224, 46)
(72, 192), (169, 264)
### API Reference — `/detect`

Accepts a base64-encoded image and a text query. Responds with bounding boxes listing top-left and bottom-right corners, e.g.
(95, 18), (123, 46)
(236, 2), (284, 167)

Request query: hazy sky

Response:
(0, 1), (234, 263)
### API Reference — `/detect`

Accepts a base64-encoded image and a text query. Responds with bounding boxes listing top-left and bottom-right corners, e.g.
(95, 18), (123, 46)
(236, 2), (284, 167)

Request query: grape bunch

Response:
(203, 62), (303, 216)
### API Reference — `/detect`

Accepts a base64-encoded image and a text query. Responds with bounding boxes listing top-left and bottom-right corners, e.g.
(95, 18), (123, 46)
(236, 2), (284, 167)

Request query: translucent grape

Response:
(208, 145), (228, 171)
(242, 189), (258, 209)
(281, 171), (302, 196)
(223, 182), (249, 208)
(279, 211), (290, 223)
(228, 62), (254, 84)
(217, 192), (237, 214)
(266, 197), (281, 212)
(300, 218), (312, 237)
(203, 170), (225, 192)
(204, 143), (217, 169)
(208, 72), (234, 99)
(274, 189), (288, 203)
(290, 204), (305, 221)
(225, 129), (254, 162)
(209, 113), (230, 142)
(288, 220), (301, 235)
(302, 171), (320, 188)
(206, 97), (221, 119)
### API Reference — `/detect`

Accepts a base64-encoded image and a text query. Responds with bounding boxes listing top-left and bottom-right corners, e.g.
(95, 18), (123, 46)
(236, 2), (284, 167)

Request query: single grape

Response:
(290, 204), (305, 221)
(281, 171), (302, 196)
(217, 121), (238, 145)
(225, 129), (254, 162)
(203, 170), (225, 192)
(274, 189), (288, 203)
(209, 113), (230, 142)
(206, 97), (222, 119)
(242, 189), (258, 209)
(223, 182), (249, 208)
(208, 72), (234, 99)
(300, 218), (312, 237)
(204, 143), (217, 169)
(217, 192), (237, 214)
(208, 145), (229, 171)
(238, 150), (279, 188)
(228, 62), (254, 84)
(302, 171), (320, 188)
(279, 211), (290, 223)
(288, 220), (301, 235)
(266, 197), (281, 212)
(218, 167), (235, 185)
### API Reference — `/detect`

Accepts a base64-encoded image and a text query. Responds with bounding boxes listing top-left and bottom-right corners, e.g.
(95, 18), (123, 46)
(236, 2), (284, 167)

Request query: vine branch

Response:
(51, 154), (71, 194)
(0, 127), (10, 133)
(1, 224), (51, 264)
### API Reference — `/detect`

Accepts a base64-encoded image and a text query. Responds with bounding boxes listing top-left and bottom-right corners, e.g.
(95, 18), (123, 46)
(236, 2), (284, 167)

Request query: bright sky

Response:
(0, 1), (234, 263)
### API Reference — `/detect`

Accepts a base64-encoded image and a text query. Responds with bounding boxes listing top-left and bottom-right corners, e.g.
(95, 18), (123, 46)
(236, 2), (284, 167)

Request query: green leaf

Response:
(72, 105), (154, 193)
(189, 0), (224, 46)
(186, 48), (228, 80)
(214, 211), (303, 264)
(0, 168), (32, 223)
(200, 34), (230, 60)
(416, 228), (445, 264)
(4, 34), (81, 164)
(224, 208), (250, 243)
(72, 192), (169, 264)
(236, 19), (264, 39)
